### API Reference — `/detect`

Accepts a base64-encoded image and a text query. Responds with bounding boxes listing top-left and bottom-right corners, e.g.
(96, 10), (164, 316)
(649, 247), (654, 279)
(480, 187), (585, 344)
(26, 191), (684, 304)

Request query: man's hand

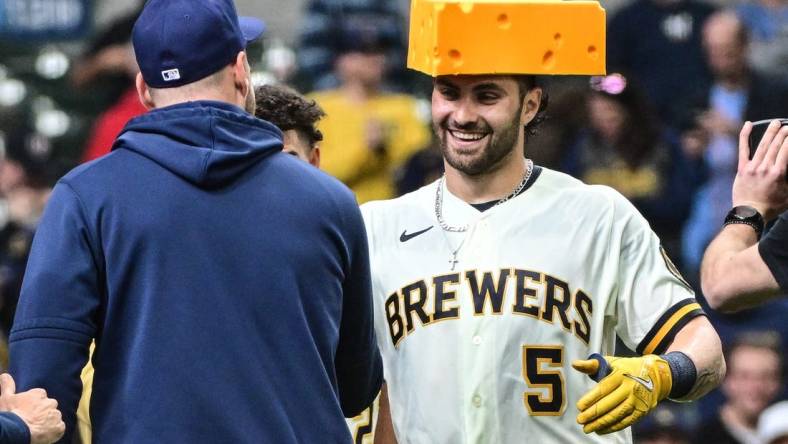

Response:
(733, 120), (788, 221)
(0, 374), (65, 444)
(572, 355), (672, 435)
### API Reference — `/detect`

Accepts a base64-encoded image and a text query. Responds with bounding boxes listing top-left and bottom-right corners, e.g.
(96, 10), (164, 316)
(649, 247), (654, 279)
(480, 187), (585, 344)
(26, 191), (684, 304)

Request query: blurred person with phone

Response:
(678, 11), (788, 276)
(701, 119), (788, 311)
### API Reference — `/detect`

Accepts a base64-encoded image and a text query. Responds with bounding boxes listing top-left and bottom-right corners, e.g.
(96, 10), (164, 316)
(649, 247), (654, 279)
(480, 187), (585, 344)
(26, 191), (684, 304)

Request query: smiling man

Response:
(360, 1), (725, 442)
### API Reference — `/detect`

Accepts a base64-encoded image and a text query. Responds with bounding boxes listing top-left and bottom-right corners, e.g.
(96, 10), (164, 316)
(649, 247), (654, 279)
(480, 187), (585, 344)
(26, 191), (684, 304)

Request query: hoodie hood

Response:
(113, 100), (283, 187)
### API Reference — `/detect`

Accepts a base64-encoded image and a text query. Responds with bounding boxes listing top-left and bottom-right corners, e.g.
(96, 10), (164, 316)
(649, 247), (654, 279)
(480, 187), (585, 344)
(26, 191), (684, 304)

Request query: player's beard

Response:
(435, 105), (523, 176)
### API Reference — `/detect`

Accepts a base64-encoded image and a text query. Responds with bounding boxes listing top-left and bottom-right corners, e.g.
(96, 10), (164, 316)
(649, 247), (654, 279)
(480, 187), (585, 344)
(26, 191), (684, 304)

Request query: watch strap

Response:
(724, 205), (764, 239)
(723, 219), (763, 239)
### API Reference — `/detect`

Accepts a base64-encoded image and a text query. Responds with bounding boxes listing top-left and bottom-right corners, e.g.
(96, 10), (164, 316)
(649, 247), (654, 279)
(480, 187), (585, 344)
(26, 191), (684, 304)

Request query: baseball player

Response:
(254, 84), (324, 167)
(73, 83), (381, 444)
(362, 1), (725, 442)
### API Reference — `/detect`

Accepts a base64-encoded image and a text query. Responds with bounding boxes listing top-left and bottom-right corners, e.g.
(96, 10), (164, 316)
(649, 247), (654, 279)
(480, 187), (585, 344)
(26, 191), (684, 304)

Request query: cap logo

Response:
(161, 69), (181, 82)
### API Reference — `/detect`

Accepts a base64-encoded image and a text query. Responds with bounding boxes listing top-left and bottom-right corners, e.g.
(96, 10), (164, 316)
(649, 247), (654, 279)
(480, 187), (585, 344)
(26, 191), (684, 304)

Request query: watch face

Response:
(734, 206), (758, 218)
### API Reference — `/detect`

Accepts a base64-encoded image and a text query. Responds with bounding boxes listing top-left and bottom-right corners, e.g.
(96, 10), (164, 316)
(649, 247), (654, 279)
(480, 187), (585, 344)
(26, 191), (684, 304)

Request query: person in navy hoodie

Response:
(7, 0), (383, 442)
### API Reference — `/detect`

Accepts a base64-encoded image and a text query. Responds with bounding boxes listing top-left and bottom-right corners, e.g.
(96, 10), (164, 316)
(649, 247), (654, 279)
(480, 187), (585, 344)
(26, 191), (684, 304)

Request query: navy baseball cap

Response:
(132, 0), (265, 89)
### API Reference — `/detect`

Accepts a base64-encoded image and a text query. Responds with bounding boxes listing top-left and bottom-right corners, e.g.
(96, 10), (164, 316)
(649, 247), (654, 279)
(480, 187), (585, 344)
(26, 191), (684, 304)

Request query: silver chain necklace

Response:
(435, 158), (534, 271)
(435, 158), (534, 233)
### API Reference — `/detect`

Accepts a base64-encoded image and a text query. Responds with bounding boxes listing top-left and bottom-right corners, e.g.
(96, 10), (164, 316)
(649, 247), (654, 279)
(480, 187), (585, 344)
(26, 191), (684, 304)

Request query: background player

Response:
(254, 83), (382, 444)
(254, 84), (324, 167)
(362, 1), (725, 442)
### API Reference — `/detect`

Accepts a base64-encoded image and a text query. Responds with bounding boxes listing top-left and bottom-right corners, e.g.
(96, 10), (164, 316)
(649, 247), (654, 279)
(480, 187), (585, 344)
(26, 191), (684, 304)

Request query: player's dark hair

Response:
(254, 84), (326, 148)
(513, 75), (549, 140)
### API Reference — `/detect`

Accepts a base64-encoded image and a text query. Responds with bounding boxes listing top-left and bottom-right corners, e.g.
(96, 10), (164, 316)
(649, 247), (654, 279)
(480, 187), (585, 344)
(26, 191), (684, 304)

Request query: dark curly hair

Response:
(254, 84), (326, 148)
(514, 75), (549, 139)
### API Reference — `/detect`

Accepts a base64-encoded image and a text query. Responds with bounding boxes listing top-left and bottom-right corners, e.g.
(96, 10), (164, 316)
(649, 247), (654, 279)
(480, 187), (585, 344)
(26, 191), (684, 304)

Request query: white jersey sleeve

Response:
(345, 394), (380, 444)
(604, 188), (704, 355)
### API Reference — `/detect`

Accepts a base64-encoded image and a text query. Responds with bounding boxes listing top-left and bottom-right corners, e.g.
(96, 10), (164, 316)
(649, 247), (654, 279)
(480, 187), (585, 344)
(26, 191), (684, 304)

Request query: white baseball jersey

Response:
(346, 395), (380, 444)
(360, 167), (703, 444)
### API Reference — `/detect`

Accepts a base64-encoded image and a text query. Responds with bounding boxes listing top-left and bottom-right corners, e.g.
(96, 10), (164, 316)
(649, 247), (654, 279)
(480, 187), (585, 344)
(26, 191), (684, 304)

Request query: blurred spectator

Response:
(560, 73), (702, 261)
(696, 331), (783, 444)
(79, 75), (145, 163)
(71, 7), (147, 163)
(309, 28), (430, 203)
(69, 6), (141, 91)
(680, 11), (788, 275)
(254, 84), (325, 167)
(0, 161), (32, 340)
(262, 39), (299, 85)
(0, 143), (52, 340)
(295, 0), (409, 93)
(758, 401), (788, 444)
(696, 296), (788, 428)
(0, 104), (62, 189)
(524, 77), (589, 170)
(633, 403), (695, 444)
(607, 0), (716, 126)
(735, 0), (788, 79)
(395, 141), (444, 196)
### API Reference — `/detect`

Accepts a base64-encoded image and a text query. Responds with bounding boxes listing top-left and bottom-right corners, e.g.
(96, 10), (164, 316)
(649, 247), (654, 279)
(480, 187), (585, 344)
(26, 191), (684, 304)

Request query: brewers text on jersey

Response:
(384, 268), (593, 348)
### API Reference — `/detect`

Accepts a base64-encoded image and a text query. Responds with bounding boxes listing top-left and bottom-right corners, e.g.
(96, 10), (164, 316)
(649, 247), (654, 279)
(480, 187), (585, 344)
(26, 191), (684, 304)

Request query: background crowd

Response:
(0, 0), (786, 442)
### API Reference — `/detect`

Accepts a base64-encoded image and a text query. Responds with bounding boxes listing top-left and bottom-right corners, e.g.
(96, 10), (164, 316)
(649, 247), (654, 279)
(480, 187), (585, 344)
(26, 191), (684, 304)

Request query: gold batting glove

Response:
(572, 354), (672, 435)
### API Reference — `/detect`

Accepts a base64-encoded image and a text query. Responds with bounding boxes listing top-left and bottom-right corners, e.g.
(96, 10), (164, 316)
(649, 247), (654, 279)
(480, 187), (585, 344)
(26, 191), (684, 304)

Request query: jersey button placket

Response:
(464, 318), (496, 442)
(471, 394), (482, 408)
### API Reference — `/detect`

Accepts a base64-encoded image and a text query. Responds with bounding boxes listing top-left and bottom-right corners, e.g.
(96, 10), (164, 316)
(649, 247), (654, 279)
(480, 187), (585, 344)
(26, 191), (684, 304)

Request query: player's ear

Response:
(135, 72), (155, 110)
(310, 146), (321, 168)
(521, 87), (542, 126)
(232, 51), (251, 99)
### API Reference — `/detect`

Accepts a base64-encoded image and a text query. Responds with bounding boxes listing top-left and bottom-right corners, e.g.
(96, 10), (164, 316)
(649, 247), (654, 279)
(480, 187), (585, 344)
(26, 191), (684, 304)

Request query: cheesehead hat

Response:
(408, 0), (606, 76)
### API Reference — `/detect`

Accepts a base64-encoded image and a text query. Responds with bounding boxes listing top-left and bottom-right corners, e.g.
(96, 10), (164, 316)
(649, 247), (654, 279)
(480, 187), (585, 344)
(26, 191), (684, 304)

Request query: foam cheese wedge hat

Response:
(408, 0), (606, 76)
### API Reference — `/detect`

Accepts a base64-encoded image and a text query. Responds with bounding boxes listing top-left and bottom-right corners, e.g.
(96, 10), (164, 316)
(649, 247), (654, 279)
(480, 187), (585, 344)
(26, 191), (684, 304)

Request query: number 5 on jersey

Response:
(522, 345), (566, 416)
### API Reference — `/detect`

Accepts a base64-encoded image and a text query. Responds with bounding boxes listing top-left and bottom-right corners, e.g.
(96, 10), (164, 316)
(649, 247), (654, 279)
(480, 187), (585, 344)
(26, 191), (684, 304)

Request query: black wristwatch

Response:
(724, 205), (765, 239)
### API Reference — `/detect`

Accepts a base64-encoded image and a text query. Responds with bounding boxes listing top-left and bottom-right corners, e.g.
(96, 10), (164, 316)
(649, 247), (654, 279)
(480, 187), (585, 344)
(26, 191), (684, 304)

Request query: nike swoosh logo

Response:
(400, 226), (434, 242)
(623, 374), (654, 391)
